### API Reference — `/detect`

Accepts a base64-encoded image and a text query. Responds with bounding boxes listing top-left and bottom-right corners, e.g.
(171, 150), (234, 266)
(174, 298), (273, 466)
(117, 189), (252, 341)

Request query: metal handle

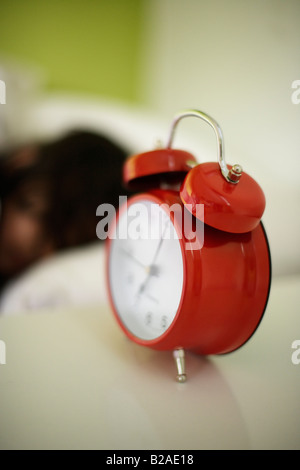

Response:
(166, 109), (242, 184)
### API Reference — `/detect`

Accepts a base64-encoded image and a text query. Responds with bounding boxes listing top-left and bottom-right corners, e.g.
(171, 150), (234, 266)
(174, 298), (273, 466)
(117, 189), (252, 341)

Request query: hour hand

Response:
(135, 264), (160, 300)
(119, 248), (147, 270)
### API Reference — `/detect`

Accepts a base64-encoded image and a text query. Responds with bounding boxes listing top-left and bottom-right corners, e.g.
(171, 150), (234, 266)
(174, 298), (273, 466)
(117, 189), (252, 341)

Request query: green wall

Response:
(0, 0), (143, 102)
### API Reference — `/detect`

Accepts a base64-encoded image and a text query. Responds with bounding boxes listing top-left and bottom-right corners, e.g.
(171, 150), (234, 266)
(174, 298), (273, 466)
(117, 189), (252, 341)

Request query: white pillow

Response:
(0, 242), (107, 315)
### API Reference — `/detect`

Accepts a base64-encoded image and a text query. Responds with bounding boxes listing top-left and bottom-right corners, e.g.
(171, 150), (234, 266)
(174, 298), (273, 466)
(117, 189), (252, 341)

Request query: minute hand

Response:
(119, 247), (146, 270)
(136, 222), (168, 298)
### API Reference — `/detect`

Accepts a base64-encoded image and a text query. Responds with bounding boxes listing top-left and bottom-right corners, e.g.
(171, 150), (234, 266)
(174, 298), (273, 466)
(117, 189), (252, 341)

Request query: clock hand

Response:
(119, 247), (147, 271)
(148, 219), (169, 267)
(135, 221), (168, 299)
(135, 264), (159, 299)
(149, 232), (165, 267)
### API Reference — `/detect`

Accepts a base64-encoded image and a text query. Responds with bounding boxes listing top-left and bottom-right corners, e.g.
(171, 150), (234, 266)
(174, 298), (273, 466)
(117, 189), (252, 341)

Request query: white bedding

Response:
(0, 243), (107, 315)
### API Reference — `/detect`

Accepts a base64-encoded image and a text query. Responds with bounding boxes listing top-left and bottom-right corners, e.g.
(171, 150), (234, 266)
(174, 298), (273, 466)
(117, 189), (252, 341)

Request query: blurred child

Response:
(0, 130), (129, 290)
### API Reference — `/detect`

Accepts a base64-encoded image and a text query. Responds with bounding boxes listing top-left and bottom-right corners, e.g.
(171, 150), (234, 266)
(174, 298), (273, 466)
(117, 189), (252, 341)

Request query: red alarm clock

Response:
(106, 110), (271, 382)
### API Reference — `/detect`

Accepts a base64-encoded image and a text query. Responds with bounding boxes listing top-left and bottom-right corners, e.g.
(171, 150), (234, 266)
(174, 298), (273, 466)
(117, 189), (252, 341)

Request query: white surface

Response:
(0, 274), (299, 450)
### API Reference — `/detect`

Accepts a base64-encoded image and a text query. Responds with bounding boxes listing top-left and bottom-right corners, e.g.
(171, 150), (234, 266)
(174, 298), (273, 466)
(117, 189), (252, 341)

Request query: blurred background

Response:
(0, 0), (142, 101)
(0, 0), (299, 312)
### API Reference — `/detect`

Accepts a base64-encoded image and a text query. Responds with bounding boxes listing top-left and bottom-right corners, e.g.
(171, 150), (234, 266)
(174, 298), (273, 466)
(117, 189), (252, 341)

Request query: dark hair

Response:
(0, 130), (130, 249)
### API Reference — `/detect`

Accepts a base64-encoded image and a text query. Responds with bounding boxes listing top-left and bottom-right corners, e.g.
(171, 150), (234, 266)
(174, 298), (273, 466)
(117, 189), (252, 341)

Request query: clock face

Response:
(108, 198), (184, 341)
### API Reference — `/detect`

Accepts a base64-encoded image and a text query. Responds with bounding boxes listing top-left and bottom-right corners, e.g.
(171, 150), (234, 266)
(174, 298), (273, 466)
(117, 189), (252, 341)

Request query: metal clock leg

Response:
(173, 348), (187, 383)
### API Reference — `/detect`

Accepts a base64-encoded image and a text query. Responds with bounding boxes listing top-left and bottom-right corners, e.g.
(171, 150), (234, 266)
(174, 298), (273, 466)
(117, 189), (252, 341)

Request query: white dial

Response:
(108, 198), (184, 341)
